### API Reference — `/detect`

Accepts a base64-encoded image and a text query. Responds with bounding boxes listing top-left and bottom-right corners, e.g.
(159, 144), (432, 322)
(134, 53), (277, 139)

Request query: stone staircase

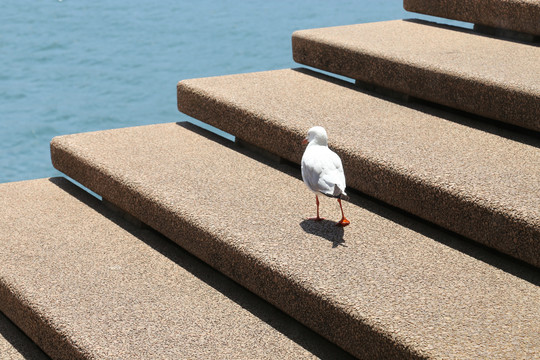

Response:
(292, 19), (539, 132)
(1, 1), (539, 359)
(0, 177), (351, 359)
(177, 68), (539, 268)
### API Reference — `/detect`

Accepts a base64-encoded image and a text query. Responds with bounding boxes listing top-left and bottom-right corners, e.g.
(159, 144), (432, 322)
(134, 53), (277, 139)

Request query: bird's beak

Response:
(302, 138), (308, 145)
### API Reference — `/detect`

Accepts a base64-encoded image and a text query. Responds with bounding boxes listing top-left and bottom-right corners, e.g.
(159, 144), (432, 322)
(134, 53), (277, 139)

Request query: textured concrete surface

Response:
(0, 177), (353, 359)
(51, 122), (540, 359)
(0, 312), (49, 360)
(177, 68), (540, 268)
(404, 0), (540, 36)
(292, 19), (540, 132)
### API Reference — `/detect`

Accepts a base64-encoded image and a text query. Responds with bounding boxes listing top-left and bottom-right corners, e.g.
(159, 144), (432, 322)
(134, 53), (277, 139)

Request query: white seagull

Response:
(301, 126), (350, 227)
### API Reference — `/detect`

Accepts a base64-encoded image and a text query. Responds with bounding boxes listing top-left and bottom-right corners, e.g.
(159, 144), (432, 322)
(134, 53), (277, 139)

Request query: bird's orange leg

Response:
(336, 198), (350, 227)
(309, 195), (324, 221)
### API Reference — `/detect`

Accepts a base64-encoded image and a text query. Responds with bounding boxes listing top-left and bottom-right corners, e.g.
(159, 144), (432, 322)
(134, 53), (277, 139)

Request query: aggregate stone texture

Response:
(0, 178), (353, 360)
(0, 312), (50, 360)
(51, 122), (540, 359)
(292, 19), (540, 132)
(403, 0), (540, 36)
(176, 68), (540, 268)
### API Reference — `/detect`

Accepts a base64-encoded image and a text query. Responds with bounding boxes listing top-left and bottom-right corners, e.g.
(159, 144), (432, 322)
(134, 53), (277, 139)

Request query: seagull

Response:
(301, 126), (350, 227)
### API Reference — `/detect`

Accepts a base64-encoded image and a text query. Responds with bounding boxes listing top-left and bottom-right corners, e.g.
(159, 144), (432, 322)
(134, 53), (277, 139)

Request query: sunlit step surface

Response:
(177, 68), (540, 267)
(404, 0), (540, 36)
(0, 177), (350, 359)
(51, 123), (540, 359)
(292, 19), (540, 131)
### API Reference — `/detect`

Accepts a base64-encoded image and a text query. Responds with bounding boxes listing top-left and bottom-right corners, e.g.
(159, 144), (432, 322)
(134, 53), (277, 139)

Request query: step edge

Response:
(291, 22), (540, 132)
(176, 72), (540, 267)
(50, 132), (433, 359)
(403, 0), (540, 36)
(0, 276), (87, 360)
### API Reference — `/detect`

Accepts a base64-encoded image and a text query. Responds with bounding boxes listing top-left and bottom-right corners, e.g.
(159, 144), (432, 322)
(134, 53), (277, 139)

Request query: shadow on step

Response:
(293, 68), (540, 147)
(0, 312), (50, 360)
(404, 19), (540, 44)
(177, 121), (303, 177)
(48, 177), (355, 360)
(299, 219), (346, 248)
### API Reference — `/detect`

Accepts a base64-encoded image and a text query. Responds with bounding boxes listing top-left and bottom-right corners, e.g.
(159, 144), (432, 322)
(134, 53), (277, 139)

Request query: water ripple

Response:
(0, 0), (469, 183)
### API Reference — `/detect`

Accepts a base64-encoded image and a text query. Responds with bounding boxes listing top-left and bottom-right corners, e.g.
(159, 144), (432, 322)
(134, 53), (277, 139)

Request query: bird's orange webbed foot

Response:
(336, 218), (350, 227)
(309, 216), (325, 222)
(336, 198), (349, 227)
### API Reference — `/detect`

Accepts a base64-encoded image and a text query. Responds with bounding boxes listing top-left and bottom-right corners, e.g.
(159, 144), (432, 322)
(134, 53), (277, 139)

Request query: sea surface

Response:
(0, 1), (468, 183)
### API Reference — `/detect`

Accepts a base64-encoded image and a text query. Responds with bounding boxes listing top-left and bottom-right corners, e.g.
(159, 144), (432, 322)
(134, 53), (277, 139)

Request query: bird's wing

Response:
(318, 149), (347, 197)
(301, 150), (324, 193)
(301, 146), (346, 197)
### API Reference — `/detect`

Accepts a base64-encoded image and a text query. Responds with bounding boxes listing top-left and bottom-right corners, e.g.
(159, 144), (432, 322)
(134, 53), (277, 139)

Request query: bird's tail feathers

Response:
(322, 185), (349, 200)
(322, 191), (349, 200)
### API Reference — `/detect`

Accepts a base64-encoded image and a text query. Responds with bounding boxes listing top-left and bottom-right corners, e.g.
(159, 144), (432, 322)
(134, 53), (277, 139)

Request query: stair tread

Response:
(177, 68), (540, 267)
(51, 122), (540, 359)
(0, 177), (350, 359)
(404, 0), (540, 36)
(292, 19), (540, 131)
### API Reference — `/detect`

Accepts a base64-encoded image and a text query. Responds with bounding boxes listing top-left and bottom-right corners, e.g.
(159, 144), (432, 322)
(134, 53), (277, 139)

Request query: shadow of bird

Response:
(299, 219), (346, 248)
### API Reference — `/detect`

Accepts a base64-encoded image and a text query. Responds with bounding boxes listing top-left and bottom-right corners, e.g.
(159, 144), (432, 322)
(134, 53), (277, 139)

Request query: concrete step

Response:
(176, 68), (540, 268)
(292, 19), (540, 132)
(403, 0), (540, 37)
(0, 312), (49, 360)
(0, 177), (352, 359)
(51, 122), (540, 359)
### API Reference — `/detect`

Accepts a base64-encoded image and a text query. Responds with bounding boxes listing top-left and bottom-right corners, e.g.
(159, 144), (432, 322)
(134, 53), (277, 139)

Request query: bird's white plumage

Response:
(301, 126), (347, 199)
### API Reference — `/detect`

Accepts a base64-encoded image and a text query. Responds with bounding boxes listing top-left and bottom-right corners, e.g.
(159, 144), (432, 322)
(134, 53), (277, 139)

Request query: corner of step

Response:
(177, 78), (207, 109)
(49, 134), (73, 167)
(50, 135), (67, 162)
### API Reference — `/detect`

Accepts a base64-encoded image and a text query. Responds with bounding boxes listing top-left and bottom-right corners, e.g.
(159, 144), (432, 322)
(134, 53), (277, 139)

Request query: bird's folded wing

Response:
(302, 148), (346, 197)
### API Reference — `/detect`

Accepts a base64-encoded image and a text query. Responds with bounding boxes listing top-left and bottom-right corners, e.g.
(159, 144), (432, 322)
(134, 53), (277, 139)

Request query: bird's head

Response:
(302, 126), (328, 146)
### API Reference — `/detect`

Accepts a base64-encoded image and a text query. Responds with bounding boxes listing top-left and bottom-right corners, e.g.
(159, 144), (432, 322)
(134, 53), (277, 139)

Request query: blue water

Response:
(0, 1), (469, 184)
